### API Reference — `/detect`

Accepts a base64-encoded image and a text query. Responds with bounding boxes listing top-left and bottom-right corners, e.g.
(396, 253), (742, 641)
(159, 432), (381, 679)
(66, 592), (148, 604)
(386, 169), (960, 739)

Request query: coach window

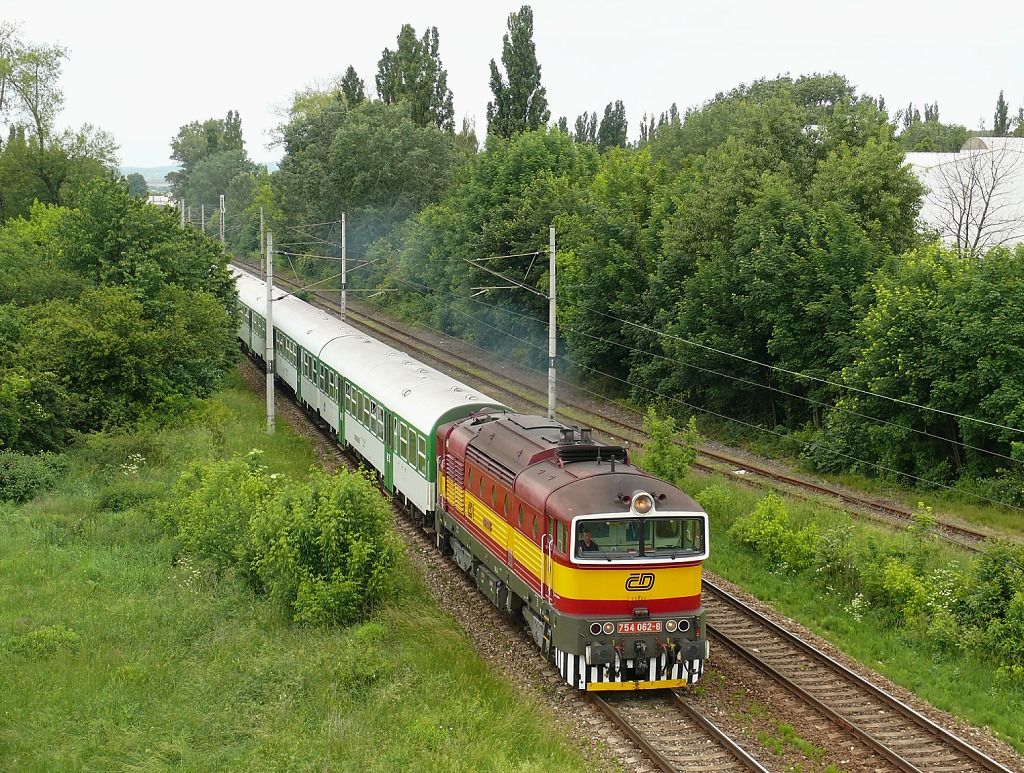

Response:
(400, 423), (409, 461)
(417, 435), (427, 476)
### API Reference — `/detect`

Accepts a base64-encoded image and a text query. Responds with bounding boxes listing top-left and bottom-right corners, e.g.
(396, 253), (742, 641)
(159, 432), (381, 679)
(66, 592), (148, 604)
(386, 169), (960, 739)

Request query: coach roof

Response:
(232, 266), (504, 433)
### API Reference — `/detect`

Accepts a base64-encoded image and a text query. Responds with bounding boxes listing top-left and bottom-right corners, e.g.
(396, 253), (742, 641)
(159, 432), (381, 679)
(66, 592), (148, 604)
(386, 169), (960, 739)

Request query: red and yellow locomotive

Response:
(436, 410), (708, 691)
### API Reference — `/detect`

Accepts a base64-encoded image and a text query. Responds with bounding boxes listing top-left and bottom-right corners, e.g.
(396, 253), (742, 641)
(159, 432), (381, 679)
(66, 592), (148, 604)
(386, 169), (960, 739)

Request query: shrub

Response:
(166, 449), (277, 576)
(861, 558), (930, 625)
(694, 483), (736, 522)
(634, 408), (700, 485)
(250, 468), (400, 626)
(728, 494), (816, 572)
(0, 450), (67, 503)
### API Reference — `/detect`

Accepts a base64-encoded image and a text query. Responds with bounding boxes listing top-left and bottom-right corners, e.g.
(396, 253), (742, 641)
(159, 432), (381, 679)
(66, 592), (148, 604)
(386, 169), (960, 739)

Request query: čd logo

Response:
(625, 572), (655, 591)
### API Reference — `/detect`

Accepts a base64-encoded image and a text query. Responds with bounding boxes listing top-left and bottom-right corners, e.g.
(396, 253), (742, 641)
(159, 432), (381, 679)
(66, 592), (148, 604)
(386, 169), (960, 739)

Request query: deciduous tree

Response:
(375, 24), (454, 132)
(597, 100), (627, 152)
(486, 5), (550, 138)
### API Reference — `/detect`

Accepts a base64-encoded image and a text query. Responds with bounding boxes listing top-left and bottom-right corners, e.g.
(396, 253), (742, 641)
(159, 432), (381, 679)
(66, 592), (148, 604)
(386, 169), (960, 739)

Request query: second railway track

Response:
(233, 258), (1007, 552)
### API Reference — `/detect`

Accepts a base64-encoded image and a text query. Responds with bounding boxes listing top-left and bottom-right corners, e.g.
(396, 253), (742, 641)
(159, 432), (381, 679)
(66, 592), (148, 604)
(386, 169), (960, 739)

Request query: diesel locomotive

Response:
(233, 265), (709, 691)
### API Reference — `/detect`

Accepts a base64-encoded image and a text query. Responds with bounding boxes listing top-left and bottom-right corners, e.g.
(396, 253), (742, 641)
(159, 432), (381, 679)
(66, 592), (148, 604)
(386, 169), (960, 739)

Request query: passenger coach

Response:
(233, 267), (503, 515)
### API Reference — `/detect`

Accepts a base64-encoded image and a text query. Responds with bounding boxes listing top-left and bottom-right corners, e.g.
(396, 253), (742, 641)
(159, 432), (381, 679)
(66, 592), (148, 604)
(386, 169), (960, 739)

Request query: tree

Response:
(375, 24), (454, 132)
(994, 90), (1010, 136)
(166, 110), (247, 199)
(125, 172), (147, 197)
(0, 25), (115, 221)
(0, 22), (67, 143)
(597, 100), (627, 152)
(813, 243), (1024, 481)
(486, 5), (550, 138)
(340, 65), (365, 105)
(898, 119), (968, 152)
(573, 111), (596, 144)
(924, 140), (1024, 256)
(274, 94), (463, 262)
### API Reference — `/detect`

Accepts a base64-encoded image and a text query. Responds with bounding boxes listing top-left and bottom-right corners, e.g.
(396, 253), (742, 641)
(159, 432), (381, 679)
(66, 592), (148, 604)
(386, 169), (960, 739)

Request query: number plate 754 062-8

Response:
(616, 621), (662, 635)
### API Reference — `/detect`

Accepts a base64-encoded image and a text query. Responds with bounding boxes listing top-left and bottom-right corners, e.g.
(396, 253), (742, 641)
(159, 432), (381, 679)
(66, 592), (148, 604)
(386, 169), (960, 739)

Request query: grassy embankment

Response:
(0, 372), (592, 773)
(686, 473), (1024, 754)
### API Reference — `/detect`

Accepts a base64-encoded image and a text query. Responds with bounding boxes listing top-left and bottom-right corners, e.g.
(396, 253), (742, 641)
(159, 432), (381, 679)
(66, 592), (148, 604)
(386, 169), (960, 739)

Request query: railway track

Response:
(237, 352), (1021, 772)
(703, 578), (1015, 773)
(589, 691), (769, 772)
(237, 358), (770, 771)
(233, 259), (1004, 552)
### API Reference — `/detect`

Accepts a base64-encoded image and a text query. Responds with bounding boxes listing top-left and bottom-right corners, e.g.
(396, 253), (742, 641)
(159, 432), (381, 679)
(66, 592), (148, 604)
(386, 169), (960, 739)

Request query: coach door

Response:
(384, 412), (394, 493)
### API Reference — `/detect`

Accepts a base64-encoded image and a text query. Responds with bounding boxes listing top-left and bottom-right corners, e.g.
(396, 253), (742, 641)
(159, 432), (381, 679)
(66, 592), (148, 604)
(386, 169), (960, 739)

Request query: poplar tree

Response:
(486, 5), (550, 138)
(340, 65), (365, 105)
(994, 90), (1009, 136)
(597, 100), (628, 151)
(375, 24), (454, 132)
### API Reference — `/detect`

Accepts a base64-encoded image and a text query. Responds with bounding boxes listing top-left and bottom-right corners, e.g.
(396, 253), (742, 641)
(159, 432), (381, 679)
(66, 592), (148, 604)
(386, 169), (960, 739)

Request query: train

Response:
(232, 265), (709, 691)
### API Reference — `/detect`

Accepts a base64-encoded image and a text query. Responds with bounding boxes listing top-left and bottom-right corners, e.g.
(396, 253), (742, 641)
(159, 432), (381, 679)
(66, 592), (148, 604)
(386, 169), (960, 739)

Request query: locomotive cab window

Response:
(573, 516), (705, 560)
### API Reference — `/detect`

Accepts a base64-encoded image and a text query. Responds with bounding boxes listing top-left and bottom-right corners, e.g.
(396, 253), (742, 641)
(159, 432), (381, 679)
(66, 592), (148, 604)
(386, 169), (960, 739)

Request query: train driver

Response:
(578, 526), (600, 553)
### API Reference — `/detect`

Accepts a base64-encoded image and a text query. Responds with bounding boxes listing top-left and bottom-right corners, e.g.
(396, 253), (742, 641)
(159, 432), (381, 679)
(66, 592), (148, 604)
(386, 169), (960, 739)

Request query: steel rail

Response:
(704, 578), (1013, 773)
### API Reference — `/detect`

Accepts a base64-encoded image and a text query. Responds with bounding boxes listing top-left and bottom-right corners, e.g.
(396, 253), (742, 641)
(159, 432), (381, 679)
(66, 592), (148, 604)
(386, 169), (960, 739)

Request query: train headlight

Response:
(632, 493), (654, 514)
(589, 623), (602, 636)
(602, 622), (615, 635)
(677, 619), (690, 632)
(666, 619), (678, 633)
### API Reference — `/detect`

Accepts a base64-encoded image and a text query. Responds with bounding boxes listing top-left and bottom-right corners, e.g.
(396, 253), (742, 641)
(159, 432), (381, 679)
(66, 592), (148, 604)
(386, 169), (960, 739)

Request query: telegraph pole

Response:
(340, 212), (347, 320)
(548, 225), (557, 420)
(265, 230), (276, 434)
(219, 194), (225, 245)
(259, 207), (265, 281)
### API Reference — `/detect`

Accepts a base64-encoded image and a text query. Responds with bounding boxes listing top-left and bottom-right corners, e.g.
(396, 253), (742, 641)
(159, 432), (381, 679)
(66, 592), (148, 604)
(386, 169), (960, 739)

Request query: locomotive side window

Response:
(517, 504), (524, 528)
(503, 494), (510, 518)
(557, 522), (567, 553)
(532, 515), (540, 540)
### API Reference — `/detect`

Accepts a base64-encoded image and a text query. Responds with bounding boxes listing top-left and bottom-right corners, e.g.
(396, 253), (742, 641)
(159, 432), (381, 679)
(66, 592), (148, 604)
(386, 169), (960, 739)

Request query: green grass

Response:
(685, 474), (1024, 753)
(0, 374), (593, 772)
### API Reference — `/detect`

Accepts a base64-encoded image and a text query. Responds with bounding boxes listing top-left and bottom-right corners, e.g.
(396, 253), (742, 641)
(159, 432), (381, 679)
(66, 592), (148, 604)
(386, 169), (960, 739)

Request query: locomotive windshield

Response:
(575, 516), (705, 561)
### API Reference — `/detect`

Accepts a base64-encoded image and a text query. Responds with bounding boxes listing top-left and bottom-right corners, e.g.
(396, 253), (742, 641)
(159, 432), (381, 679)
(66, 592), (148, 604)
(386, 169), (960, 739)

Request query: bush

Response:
(166, 449), (278, 576)
(634, 408), (700, 485)
(728, 494), (816, 572)
(694, 483), (736, 522)
(250, 468), (400, 626)
(0, 450), (67, 503)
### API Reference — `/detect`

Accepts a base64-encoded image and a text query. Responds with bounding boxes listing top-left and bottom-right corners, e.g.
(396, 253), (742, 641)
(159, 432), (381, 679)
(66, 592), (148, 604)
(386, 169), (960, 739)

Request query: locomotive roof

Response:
(232, 266), (505, 432)
(455, 412), (703, 517)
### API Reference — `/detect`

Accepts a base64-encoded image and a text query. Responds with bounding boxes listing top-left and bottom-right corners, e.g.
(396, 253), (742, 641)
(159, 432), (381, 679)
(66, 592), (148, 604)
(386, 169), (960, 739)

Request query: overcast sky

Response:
(3, 0), (1022, 168)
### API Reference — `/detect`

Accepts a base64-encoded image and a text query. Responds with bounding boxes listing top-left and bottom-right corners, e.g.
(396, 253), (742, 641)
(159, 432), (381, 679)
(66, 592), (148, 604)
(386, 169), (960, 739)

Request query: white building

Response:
(906, 137), (1024, 254)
